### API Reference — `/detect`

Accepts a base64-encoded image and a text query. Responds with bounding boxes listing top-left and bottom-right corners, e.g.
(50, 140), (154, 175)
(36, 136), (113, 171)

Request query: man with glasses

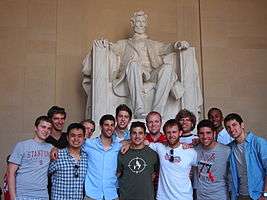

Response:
(175, 109), (198, 145)
(149, 119), (197, 200)
(49, 123), (87, 200)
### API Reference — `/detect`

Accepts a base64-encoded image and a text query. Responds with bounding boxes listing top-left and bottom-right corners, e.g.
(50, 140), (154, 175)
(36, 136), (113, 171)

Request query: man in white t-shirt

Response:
(149, 119), (197, 200)
(175, 109), (198, 145)
(208, 107), (233, 145)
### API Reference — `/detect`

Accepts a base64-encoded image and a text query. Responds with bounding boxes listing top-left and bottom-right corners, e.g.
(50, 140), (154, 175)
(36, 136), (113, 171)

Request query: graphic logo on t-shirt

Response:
(26, 150), (50, 165)
(198, 152), (216, 182)
(165, 153), (181, 163)
(128, 156), (147, 174)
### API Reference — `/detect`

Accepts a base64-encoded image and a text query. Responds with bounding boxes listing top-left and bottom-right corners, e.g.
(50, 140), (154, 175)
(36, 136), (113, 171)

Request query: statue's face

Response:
(133, 15), (147, 34)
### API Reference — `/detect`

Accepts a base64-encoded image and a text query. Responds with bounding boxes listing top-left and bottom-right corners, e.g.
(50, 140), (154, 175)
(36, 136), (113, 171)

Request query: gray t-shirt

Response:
(9, 139), (53, 198)
(195, 143), (230, 200)
(232, 141), (249, 195)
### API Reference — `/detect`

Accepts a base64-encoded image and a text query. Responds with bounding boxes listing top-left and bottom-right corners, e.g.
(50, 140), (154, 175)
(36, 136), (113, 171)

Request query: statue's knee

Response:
(160, 64), (174, 74)
(126, 61), (141, 73)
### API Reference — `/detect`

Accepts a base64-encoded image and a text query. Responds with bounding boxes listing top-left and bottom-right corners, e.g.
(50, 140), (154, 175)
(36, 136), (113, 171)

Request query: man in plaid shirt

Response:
(49, 123), (87, 200)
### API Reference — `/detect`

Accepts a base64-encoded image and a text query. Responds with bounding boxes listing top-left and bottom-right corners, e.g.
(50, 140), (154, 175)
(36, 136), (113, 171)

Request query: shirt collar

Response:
(180, 133), (193, 138)
(245, 131), (253, 143)
(96, 136), (115, 149)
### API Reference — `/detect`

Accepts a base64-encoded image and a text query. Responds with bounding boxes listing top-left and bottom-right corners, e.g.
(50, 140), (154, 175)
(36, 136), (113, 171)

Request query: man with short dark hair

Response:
(208, 107), (233, 145)
(84, 114), (120, 200)
(149, 119), (197, 200)
(224, 113), (267, 200)
(81, 119), (95, 138)
(117, 121), (158, 200)
(113, 104), (132, 142)
(8, 116), (53, 200)
(49, 123), (87, 200)
(175, 109), (198, 144)
(194, 119), (230, 200)
(46, 106), (68, 149)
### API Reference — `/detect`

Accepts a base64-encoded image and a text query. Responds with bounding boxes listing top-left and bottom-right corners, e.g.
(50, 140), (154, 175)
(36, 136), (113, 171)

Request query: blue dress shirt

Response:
(229, 131), (267, 200)
(112, 129), (130, 142)
(84, 137), (121, 200)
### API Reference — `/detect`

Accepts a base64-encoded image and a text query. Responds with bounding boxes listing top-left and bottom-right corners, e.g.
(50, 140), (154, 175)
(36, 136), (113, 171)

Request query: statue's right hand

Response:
(94, 39), (110, 48)
(50, 147), (58, 160)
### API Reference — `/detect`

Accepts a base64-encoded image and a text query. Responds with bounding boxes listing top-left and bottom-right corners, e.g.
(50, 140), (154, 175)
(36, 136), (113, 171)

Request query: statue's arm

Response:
(109, 40), (126, 57)
(157, 40), (190, 55)
(174, 41), (190, 50)
(94, 38), (126, 57)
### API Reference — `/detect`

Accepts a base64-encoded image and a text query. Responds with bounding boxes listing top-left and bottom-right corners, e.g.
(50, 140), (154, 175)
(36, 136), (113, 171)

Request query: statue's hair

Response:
(130, 10), (148, 26)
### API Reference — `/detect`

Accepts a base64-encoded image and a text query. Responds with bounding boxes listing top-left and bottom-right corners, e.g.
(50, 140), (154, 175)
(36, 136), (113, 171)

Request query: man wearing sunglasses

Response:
(149, 119), (197, 200)
(49, 123), (87, 200)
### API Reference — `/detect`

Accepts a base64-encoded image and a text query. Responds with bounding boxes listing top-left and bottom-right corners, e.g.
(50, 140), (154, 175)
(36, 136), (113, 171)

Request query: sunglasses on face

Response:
(74, 164), (79, 178)
(169, 149), (174, 163)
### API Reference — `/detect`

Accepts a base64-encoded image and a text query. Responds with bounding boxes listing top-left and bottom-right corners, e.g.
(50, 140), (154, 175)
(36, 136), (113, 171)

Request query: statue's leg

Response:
(126, 61), (145, 118)
(152, 64), (177, 115)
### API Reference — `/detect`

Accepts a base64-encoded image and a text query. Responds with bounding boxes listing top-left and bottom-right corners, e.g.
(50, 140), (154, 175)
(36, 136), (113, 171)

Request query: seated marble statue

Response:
(94, 11), (190, 118)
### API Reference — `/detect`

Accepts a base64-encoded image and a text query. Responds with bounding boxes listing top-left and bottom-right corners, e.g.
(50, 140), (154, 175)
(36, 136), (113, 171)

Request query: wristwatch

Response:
(263, 192), (267, 197)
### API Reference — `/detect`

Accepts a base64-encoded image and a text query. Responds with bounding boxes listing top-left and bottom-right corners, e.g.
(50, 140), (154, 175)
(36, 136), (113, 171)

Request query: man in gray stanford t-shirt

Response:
(8, 116), (53, 200)
(194, 120), (230, 200)
(117, 121), (159, 200)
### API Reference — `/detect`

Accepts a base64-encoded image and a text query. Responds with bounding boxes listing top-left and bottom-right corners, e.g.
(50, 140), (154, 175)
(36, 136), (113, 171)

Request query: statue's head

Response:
(130, 10), (148, 34)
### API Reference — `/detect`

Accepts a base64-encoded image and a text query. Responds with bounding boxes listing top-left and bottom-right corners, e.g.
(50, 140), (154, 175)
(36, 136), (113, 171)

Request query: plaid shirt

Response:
(49, 148), (87, 200)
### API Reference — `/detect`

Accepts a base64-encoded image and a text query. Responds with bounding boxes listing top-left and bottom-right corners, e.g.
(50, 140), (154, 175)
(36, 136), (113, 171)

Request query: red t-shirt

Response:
(145, 133), (166, 192)
(146, 133), (167, 143)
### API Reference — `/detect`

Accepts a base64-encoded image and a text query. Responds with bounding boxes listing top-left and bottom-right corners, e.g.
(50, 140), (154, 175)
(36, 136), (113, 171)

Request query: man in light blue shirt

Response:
(224, 113), (267, 200)
(84, 114), (120, 200)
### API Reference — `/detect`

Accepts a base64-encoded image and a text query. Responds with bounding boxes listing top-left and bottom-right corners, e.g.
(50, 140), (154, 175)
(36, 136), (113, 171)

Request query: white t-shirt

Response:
(149, 143), (197, 200)
(180, 134), (198, 144)
(217, 128), (233, 145)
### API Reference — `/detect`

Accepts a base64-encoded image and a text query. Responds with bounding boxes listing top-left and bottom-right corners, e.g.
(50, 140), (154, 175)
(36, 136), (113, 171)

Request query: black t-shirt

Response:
(118, 146), (159, 200)
(45, 132), (68, 149)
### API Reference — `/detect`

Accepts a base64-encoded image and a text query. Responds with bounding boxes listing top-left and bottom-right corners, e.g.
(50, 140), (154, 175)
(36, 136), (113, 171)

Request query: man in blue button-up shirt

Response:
(84, 114), (120, 200)
(224, 113), (267, 200)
